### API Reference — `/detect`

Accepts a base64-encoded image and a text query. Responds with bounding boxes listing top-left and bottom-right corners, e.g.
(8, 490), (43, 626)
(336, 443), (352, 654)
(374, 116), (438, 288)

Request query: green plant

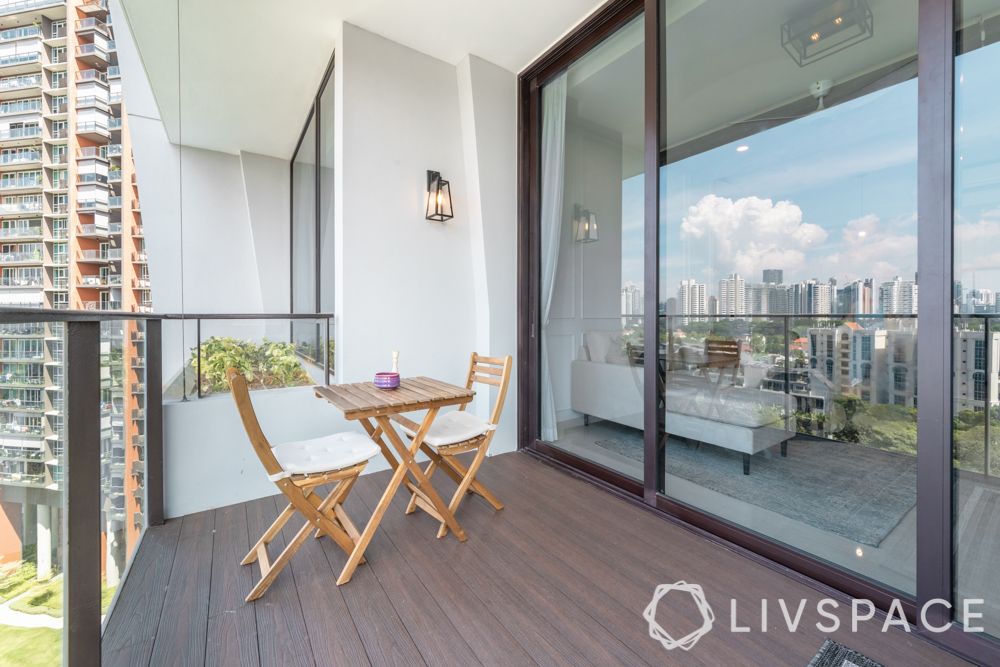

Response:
(0, 625), (60, 667)
(193, 336), (311, 395)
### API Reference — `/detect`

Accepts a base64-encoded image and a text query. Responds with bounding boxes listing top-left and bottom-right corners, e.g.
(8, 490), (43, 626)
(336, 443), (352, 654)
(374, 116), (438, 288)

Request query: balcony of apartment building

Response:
(3, 2), (1000, 667)
(0, 50), (42, 76)
(0, 73), (41, 100)
(75, 42), (109, 68)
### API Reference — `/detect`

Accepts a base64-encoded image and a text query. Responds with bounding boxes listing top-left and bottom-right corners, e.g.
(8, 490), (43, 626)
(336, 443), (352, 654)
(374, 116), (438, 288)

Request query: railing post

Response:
(784, 315), (791, 431)
(196, 318), (202, 399)
(64, 320), (101, 666)
(324, 316), (331, 386)
(146, 319), (164, 526)
(985, 317), (992, 478)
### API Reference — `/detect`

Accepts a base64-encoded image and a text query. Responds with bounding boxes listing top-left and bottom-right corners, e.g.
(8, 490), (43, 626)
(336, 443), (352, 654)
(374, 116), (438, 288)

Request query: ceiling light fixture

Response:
(782, 0), (874, 67)
(736, 145), (750, 153)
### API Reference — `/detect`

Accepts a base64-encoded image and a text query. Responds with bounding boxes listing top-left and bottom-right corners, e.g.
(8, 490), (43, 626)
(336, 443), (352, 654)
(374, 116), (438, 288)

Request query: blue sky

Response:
(617, 40), (1000, 302)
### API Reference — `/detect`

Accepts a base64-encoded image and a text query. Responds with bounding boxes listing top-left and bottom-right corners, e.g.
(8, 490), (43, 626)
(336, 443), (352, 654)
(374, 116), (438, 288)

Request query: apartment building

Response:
(0, 0), (147, 588)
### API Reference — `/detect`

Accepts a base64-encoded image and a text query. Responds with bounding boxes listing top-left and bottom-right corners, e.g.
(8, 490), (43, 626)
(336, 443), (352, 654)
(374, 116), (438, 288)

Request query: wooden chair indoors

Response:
(395, 353), (513, 538)
(227, 368), (379, 601)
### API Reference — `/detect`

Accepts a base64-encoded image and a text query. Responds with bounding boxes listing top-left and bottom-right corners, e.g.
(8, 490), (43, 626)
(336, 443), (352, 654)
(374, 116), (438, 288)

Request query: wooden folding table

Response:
(315, 376), (474, 584)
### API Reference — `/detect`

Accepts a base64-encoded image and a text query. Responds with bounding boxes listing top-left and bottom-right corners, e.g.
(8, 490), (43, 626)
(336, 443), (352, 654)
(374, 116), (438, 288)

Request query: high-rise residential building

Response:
(803, 278), (834, 314)
(838, 278), (875, 315)
(620, 283), (642, 327)
(745, 283), (770, 315)
(879, 275), (918, 315)
(677, 278), (706, 323)
(762, 269), (782, 284)
(0, 0), (149, 588)
(717, 272), (745, 315)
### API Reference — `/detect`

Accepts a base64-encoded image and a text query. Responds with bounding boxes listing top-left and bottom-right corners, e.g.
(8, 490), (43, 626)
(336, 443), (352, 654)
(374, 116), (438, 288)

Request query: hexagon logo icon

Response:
(643, 581), (715, 651)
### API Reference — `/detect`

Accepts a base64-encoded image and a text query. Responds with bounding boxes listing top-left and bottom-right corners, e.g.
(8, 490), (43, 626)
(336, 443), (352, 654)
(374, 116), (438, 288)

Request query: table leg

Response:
(335, 453), (407, 585)
(375, 413), (467, 542)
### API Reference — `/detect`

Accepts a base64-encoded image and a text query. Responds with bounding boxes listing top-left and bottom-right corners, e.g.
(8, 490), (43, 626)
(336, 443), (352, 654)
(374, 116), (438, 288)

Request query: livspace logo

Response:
(644, 582), (986, 652)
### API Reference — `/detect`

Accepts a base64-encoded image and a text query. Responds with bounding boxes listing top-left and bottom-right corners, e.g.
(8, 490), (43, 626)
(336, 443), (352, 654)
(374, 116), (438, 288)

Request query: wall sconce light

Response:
(573, 204), (598, 243)
(425, 170), (453, 221)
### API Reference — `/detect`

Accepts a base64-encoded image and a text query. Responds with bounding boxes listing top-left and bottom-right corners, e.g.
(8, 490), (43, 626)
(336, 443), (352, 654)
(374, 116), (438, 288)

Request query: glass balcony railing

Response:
(0, 151), (40, 165)
(74, 18), (109, 34)
(0, 52), (40, 68)
(0, 26), (41, 42)
(0, 276), (41, 287)
(0, 177), (43, 189)
(0, 75), (40, 91)
(0, 99), (41, 115)
(75, 69), (107, 84)
(77, 172), (108, 185)
(0, 201), (41, 213)
(106, 143), (122, 156)
(108, 195), (121, 208)
(0, 226), (41, 238)
(0, 250), (42, 263)
(75, 121), (108, 135)
(0, 0), (62, 17)
(108, 169), (121, 182)
(0, 126), (41, 140)
(107, 65), (120, 78)
(75, 44), (106, 59)
(108, 117), (121, 130)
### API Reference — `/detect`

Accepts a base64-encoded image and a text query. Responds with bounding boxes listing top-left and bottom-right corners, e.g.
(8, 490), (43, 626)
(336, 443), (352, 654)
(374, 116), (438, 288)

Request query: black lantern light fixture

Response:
(425, 170), (454, 222)
(781, 0), (873, 67)
(573, 204), (598, 243)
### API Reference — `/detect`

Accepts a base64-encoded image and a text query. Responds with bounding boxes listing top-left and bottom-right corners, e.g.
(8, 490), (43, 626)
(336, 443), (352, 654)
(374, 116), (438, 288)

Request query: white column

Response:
(36, 504), (51, 578)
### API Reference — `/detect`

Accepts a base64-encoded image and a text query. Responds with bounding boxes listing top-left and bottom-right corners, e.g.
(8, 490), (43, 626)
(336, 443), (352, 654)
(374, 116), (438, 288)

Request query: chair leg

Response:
(405, 460), (436, 515)
(242, 502), (295, 566)
(437, 446), (489, 539)
(245, 519), (313, 602)
(439, 454), (504, 511)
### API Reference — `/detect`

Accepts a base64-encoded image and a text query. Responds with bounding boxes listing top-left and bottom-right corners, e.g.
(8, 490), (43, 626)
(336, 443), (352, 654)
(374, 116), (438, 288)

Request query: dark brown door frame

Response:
(518, 0), (1000, 663)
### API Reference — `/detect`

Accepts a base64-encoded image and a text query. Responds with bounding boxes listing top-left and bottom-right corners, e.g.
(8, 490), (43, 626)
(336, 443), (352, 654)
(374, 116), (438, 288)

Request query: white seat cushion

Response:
(400, 410), (493, 448)
(270, 431), (379, 479)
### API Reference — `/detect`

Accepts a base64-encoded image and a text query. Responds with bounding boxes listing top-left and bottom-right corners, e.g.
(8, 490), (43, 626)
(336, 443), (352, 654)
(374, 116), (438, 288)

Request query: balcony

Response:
(75, 18), (110, 37)
(75, 68), (108, 85)
(0, 225), (41, 239)
(0, 26), (42, 43)
(0, 0), (62, 17)
(0, 125), (41, 144)
(0, 98), (42, 115)
(76, 120), (110, 141)
(0, 249), (42, 264)
(76, 248), (109, 263)
(108, 195), (122, 209)
(75, 43), (108, 66)
(77, 172), (109, 186)
(76, 198), (108, 213)
(0, 276), (42, 288)
(0, 74), (41, 99)
(0, 51), (41, 75)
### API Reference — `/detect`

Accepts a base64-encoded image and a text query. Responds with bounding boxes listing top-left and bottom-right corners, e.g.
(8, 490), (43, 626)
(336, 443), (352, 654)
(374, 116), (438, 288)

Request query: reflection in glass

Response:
(953, 2), (1000, 638)
(539, 15), (644, 479)
(658, 0), (917, 594)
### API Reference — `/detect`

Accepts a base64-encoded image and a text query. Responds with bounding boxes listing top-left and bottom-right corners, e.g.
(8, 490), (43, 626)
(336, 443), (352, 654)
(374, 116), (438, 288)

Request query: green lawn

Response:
(0, 560), (38, 602)
(0, 625), (60, 667)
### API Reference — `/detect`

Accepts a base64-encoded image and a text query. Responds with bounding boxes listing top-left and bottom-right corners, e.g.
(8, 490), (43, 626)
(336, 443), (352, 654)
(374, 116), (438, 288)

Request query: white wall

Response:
(335, 24), (476, 389)
(119, 11), (523, 517)
(456, 55), (519, 452)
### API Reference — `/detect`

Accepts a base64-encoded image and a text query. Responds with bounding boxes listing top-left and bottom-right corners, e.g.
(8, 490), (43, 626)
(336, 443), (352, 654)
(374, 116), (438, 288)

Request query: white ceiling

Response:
(120, 0), (606, 158)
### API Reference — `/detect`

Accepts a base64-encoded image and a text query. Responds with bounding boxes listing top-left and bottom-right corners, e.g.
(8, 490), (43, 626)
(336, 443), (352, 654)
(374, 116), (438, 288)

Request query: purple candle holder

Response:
(374, 372), (400, 390)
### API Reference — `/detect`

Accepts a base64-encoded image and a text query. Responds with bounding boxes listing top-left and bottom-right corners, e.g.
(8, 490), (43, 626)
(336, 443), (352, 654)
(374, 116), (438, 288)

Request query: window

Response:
(894, 367), (907, 392)
(290, 56), (334, 368)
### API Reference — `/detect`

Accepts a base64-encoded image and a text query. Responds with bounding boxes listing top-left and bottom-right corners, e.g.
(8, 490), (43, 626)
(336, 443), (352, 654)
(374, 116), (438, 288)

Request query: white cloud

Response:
(816, 213), (917, 285)
(680, 195), (826, 280)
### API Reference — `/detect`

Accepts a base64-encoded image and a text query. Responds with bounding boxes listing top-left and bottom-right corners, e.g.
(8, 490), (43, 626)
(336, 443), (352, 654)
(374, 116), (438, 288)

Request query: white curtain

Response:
(540, 73), (567, 442)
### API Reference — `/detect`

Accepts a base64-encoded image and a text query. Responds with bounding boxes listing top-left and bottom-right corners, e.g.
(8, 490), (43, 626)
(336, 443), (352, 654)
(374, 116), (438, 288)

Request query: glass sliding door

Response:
(953, 1), (1000, 639)
(538, 14), (645, 480)
(658, 0), (917, 594)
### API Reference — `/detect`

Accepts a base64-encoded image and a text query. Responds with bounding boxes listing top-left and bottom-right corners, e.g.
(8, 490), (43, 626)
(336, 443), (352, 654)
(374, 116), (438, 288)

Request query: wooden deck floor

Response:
(102, 451), (970, 666)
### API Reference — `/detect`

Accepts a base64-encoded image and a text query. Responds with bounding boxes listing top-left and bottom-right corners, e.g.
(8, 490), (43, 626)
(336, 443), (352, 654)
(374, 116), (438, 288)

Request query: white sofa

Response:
(570, 331), (795, 473)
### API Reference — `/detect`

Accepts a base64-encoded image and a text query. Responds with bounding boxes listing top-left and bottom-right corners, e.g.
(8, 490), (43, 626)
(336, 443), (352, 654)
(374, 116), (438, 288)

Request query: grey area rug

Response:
(594, 432), (916, 546)
(807, 639), (884, 667)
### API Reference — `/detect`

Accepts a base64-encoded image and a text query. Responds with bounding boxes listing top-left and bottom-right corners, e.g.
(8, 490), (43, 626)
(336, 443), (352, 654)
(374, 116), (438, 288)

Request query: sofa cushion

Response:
(584, 331), (612, 363)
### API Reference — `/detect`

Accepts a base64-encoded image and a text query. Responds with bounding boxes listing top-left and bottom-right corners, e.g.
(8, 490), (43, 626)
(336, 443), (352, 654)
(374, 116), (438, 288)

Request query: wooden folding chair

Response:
(227, 368), (379, 601)
(396, 353), (512, 537)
